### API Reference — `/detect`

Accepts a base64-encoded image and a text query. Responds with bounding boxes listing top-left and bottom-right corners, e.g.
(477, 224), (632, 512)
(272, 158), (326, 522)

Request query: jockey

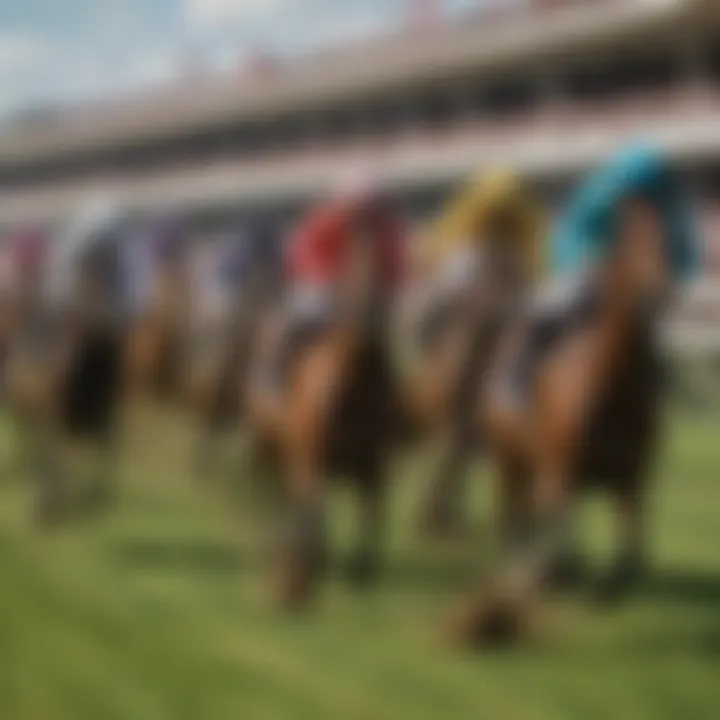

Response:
(503, 144), (702, 407)
(423, 169), (544, 275)
(414, 169), (545, 350)
(552, 144), (700, 282)
(267, 174), (406, 391)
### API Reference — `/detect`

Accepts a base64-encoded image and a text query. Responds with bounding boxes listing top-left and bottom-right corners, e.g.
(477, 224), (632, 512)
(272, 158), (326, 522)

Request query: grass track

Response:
(0, 412), (718, 719)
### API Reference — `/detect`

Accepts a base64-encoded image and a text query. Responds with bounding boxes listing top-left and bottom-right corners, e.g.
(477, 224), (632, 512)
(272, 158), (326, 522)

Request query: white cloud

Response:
(0, 36), (46, 76)
(283, 6), (392, 51)
(185, 0), (293, 27)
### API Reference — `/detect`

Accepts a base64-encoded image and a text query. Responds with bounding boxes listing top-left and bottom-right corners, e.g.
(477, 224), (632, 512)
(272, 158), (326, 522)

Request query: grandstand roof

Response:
(1, 85), (718, 227)
(0, 0), (707, 163)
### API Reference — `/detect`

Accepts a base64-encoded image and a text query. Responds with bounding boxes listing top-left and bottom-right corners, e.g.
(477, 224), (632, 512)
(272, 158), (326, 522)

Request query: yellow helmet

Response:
(423, 169), (546, 279)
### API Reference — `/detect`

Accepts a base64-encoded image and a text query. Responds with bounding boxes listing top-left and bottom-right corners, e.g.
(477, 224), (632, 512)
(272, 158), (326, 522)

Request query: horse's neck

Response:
(593, 290), (647, 387)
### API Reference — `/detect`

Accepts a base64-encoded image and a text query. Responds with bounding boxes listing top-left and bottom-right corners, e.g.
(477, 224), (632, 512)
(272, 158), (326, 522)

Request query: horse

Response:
(447, 149), (700, 646)
(401, 172), (545, 538)
(248, 225), (402, 608)
(4, 207), (130, 525)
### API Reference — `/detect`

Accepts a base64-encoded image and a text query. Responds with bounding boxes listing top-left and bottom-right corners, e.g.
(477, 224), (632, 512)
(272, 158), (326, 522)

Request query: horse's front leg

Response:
(449, 378), (581, 647)
(272, 368), (333, 608)
(449, 461), (574, 647)
(273, 456), (329, 609)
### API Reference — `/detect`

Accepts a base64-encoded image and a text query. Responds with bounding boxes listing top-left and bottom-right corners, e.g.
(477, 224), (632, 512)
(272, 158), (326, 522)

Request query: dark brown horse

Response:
(248, 236), (399, 608)
(450, 195), (686, 646)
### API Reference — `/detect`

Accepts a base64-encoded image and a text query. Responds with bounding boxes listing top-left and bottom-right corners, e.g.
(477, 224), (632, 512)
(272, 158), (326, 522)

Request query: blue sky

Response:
(0, 0), (481, 119)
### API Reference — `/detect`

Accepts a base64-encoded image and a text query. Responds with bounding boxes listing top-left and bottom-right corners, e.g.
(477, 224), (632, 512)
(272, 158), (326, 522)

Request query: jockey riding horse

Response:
(248, 177), (406, 608)
(405, 171), (545, 538)
(5, 201), (133, 525)
(449, 146), (701, 646)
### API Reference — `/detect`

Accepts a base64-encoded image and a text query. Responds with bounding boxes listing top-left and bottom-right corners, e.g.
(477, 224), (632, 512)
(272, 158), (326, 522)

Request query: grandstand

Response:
(0, 0), (719, 262)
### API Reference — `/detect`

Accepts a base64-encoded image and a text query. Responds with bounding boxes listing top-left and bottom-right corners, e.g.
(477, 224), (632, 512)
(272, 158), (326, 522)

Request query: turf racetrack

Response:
(0, 412), (718, 719)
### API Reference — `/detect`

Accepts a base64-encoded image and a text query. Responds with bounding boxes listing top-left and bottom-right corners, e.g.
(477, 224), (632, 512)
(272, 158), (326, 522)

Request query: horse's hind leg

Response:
(597, 482), (645, 602)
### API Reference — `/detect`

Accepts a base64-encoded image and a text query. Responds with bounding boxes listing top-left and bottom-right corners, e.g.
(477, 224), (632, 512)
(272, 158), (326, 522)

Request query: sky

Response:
(0, 0), (482, 120)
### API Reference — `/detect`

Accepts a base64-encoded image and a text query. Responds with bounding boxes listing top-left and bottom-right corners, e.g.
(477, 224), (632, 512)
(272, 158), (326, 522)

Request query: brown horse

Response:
(449, 196), (683, 646)
(400, 174), (544, 538)
(248, 237), (399, 608)
(407, 235), (534, 538)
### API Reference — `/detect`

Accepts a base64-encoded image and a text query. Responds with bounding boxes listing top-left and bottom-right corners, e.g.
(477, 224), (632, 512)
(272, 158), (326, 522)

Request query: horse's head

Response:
(608, 197), (671, 321)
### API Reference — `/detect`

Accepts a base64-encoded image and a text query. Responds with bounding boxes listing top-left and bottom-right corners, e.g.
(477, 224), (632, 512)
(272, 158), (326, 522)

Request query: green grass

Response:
(0, 412), (718, 720)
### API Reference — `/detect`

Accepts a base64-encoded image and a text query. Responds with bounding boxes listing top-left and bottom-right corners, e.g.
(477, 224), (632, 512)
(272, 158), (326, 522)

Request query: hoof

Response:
(445, 590), (525, 650)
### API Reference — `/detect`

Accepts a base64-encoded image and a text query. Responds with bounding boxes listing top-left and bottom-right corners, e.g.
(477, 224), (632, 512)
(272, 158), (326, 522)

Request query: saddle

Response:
(501, 274), (598, 408)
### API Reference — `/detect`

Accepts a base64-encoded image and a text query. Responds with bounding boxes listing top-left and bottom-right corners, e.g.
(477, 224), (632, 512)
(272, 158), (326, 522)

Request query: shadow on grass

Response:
(381, 558), (477, 593)
(638, 569), (720, 608)
(613, 623), (720, 660)
(587, 568), (720, 659)
(109, 534), (484, 594)
(110, 536), (257, 576)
